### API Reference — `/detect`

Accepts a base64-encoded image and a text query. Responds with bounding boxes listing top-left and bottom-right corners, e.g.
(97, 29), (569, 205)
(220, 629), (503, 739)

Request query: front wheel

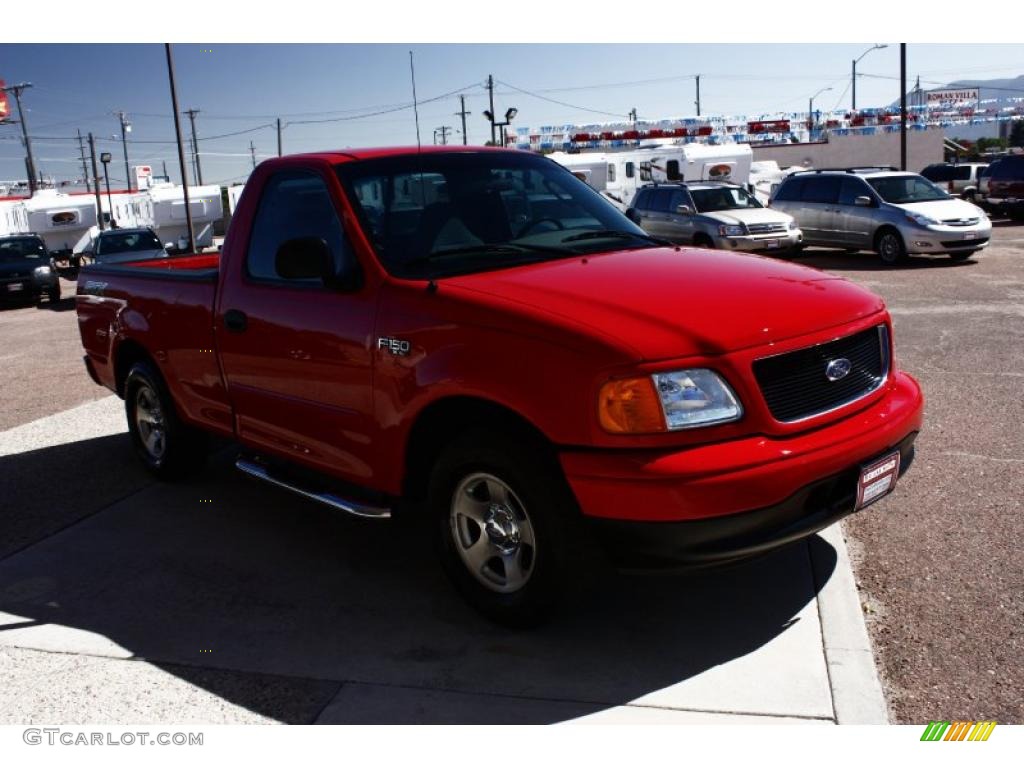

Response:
(429, 429), (587, 627)
(875, 229), (907, 266)
(124, 361), (208, 480)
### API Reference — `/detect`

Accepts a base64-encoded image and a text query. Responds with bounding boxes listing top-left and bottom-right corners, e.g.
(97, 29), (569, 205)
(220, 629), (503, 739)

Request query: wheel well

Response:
(693, 232), (714, 246)
(873, 225), (902, 248)
(113, 340), (155, 397)
(402, 397), (554, 503)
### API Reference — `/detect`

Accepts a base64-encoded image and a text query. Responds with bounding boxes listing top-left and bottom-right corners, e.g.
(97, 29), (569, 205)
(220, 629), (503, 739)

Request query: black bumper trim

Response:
(588, 432), (917, 570)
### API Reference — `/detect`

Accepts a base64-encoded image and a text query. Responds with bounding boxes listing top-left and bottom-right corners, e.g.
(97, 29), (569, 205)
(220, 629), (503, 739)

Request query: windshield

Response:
(97, 231), (163, 256)
(867, 175), (950, 204)
(335, 151), (656, 279)
(0, 238), (46, 262)
(690, 186), (762, 213)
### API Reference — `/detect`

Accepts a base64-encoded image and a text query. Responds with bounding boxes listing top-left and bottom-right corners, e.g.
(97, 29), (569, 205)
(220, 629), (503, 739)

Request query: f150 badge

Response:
(377, 337), (411, 356)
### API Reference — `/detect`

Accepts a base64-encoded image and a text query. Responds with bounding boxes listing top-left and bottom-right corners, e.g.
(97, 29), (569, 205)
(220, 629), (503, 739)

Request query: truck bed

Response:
(77, 251), (232, 436)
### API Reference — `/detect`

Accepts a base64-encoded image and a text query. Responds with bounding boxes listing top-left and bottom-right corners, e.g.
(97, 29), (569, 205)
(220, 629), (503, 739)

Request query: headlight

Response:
(788, 220), (799, 231)
(33, 265), (53, 277)
(718, 224), (745, 237)
(905, 212), (939, 227)
(598, 369), (743, 433)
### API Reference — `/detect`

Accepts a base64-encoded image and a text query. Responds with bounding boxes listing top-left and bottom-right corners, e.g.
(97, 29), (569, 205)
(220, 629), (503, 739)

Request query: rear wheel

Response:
(47, 286), (60, 303)
(875, 228), (907, 266)
(124, 361), (208, 480)
(429, 428), (588, 627)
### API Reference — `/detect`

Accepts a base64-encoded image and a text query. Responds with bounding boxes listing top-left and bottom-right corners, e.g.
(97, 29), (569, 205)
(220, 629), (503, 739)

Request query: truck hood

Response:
(445, 246), (884, 361)
(896, 198), (985, 220)
(702, 207), (793, 227)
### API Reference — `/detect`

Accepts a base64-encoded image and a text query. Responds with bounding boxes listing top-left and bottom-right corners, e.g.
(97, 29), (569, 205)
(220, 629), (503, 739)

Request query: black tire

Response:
(875, 228), (907, 266)
(124, 360), (208, 480)
(47, 286), (60, 303)
(429, 428), (590, 627)
(693, 234), (715, 249)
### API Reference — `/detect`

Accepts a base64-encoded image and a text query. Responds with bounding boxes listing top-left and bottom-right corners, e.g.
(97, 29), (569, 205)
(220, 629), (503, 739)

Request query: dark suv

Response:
(982, 154), (1024, 221)
(0, 234), (61, 305)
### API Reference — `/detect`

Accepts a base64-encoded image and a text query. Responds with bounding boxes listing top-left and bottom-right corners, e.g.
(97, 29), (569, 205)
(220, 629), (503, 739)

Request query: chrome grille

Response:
(941, 217), (980, 227)
(753, 326), (889, 423)
(747, 222), (788, 235)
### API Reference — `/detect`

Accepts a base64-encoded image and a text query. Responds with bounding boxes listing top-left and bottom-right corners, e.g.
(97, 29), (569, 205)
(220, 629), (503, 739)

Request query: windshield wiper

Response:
(560, 229), (673, 246)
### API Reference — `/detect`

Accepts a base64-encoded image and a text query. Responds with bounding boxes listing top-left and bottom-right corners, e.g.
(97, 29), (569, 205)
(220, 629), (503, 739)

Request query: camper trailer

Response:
(550, 143), (754, 210)
(149, 183), (224, 251)
(22, 190), (98, 256)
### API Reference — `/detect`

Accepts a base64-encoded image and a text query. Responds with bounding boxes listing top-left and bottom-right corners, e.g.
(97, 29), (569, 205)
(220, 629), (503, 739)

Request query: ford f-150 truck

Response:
(77, 146), (924, 625)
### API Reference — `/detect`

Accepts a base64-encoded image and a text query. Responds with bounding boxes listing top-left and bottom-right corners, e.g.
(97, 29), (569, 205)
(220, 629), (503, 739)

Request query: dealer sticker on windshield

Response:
(855, 451), (901, 511)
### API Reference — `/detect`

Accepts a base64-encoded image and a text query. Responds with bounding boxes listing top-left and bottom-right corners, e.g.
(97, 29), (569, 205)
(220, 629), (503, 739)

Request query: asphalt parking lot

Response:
(0, 223), (1021, 724)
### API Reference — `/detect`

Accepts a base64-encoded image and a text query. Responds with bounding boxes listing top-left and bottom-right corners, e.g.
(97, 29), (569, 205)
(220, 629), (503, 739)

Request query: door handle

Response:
(224, 309), (248, 333)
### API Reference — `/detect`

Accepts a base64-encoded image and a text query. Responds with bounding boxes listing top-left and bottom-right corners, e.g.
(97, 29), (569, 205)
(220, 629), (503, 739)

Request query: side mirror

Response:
(854, 195), (874, 207)
(676, 204), (694, 216)
(275, 237), (334, 282)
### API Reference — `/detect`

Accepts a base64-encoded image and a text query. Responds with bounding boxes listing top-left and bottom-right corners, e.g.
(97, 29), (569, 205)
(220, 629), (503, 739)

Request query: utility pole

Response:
(455, 94), (469, 145)
(435, 125), (451, 145)
(116, 111), (132, 191)
(3, 83), (38, 195)
(189, 135), (198, 185)
(900, 43), (907, 171)
(486, 75), (496, 145)
(162, 160), (168, 180)
(695, 75), (701, 117)
(250, 140), (257, 170)
(276, 117), (282, 157)
(165, 43), (195, 253)
(184, 108), (203, 185)
(77, 129), (92, 193)
(88, 133), (104, 231)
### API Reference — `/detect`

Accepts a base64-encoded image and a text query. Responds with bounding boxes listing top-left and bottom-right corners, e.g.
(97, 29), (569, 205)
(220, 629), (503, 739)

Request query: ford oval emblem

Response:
(825, 358), (852, 382)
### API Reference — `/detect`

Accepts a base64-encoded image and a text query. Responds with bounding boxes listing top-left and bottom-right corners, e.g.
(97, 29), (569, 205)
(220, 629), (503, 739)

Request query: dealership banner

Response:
(926, 88), (980, 108)
(0, 80), (9, 121)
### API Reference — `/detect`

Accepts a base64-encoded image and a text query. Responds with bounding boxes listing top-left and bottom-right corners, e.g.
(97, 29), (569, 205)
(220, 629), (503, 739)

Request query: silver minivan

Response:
(770, 169), (992, 265)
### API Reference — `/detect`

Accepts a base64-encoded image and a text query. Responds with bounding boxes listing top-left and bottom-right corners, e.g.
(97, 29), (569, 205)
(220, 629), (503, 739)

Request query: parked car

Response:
(0, 233), (61, 305)
(981, 154), (1024, 221)
(77, 147), (924, 625)
(770, 168), (992, 265)
(626, 181), (802, 254)
(920, 162), (988, 200)
(82, 227), (168, 266)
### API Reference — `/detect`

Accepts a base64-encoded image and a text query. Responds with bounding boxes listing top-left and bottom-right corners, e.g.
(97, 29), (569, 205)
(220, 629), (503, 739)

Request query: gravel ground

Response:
(793, 221), (1024, 724)
(1, 228), (1021, 723)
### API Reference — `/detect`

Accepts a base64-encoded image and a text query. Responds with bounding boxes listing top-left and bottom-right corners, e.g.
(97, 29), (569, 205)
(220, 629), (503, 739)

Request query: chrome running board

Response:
(235, 457), (391, 519)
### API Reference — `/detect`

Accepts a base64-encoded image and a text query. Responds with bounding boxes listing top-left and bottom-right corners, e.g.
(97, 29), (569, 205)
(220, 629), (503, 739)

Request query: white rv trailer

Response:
(550, 142), (754, 210)
(22, 190), (99, 255)
(148, 183), (224, 251)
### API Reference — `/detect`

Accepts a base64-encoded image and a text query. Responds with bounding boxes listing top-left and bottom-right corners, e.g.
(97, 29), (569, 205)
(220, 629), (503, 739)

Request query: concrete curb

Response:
(812, 523), (889, 724)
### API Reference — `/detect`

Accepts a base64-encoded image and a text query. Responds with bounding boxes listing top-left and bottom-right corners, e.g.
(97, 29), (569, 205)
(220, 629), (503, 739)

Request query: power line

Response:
(495, 79), (630, 118)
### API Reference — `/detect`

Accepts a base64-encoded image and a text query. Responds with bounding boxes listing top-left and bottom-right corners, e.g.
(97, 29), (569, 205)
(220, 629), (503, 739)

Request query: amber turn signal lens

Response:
(598, 376), (666, 434)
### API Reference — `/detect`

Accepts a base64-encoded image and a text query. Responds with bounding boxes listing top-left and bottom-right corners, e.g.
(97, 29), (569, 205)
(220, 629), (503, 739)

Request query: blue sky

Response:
(2, 43), (1022, 186)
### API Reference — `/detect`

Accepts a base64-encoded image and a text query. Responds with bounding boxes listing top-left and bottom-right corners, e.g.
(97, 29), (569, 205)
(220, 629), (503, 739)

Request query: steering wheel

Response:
(515, 217), (565, 238)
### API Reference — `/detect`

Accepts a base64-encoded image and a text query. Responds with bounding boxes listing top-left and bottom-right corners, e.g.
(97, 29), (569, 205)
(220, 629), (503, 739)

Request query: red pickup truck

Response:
(77, 146), (924, 625)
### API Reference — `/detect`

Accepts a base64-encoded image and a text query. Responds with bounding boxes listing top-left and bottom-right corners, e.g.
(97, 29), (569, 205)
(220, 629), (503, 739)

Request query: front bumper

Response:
(560, 370), (924, 566)
(713, 230), (802, 253)
(899, 222), (992, 254)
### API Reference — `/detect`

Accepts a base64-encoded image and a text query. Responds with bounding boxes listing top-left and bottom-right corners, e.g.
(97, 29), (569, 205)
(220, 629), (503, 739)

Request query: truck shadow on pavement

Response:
(0, 437), (837, 724)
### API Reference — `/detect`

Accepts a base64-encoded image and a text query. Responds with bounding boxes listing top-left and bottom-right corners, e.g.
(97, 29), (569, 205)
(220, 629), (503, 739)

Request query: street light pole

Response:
(809, 87), (833, 131)
(88, 133), (104, 232)
(3, 83), (38, 195)
(852, 44), (888, 112)
(100, 152), (114, 227)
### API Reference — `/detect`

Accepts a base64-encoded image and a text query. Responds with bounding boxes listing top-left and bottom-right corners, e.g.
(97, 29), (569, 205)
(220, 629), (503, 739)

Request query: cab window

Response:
(246, 171), (355, 285)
